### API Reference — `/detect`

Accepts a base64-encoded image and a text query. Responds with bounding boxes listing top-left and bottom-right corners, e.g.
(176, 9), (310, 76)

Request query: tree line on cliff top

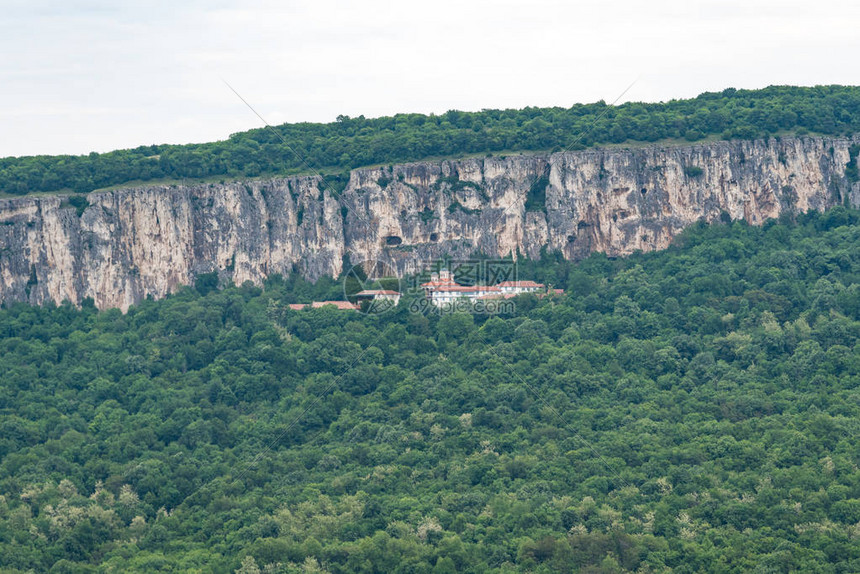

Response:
(2, 85), (860, 196)
(0, 208), (858, 572)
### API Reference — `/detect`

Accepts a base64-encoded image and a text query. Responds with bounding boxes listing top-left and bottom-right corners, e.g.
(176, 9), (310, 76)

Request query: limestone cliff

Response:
(0, 136), (857, 310)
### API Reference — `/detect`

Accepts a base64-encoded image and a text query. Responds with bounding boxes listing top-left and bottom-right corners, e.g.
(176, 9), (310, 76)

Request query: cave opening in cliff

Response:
(641, 188), (648, 195)
(385, 235), (403, 246)
(429, 233), (438, 242)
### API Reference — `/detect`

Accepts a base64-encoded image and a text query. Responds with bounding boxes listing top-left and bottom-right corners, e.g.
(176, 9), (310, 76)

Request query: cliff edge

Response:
(0, 136), (857, 310)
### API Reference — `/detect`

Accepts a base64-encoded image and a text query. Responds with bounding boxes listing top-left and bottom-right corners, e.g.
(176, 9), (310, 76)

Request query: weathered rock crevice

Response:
(0, 136), (857, 309)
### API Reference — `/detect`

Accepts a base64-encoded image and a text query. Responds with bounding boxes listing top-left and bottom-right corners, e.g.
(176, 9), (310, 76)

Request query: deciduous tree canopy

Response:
(0, 209), (859, 572)
(2, 85), (860, 196)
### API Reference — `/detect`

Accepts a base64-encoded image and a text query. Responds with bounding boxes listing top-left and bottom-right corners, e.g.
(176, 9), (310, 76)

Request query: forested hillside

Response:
(0, 208), (859, 572)
(2, 85), (860, 195)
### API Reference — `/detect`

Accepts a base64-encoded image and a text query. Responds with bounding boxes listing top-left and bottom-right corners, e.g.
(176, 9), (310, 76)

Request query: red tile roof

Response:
(422, 276), (546, 295)
(289, 301), (359, 310)
(356, 289), (400, 296)
(312, 301), (359, 310)
(476, 292), (518, 300)
(432, 285), (501, 293)
(497, 280), (545, 288)
(420, 279), (458, 288)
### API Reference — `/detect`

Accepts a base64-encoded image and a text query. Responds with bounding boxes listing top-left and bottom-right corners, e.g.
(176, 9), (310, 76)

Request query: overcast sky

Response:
(2, 0), (859, 157)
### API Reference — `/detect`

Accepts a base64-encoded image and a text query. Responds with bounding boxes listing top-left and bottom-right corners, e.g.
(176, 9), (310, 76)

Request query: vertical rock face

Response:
(0, 136), (857, 310)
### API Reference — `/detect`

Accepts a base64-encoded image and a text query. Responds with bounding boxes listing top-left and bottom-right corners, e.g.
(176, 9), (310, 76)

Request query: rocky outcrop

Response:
(0, 136), (857, 310)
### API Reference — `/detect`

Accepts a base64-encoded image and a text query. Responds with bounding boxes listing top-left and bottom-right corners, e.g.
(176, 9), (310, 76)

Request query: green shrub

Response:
(684, 165), (704, 178)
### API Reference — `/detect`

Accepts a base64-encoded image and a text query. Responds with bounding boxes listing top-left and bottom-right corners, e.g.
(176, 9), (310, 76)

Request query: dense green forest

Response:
(3, 85), (860, 196)
(0, 208), (859, 572)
